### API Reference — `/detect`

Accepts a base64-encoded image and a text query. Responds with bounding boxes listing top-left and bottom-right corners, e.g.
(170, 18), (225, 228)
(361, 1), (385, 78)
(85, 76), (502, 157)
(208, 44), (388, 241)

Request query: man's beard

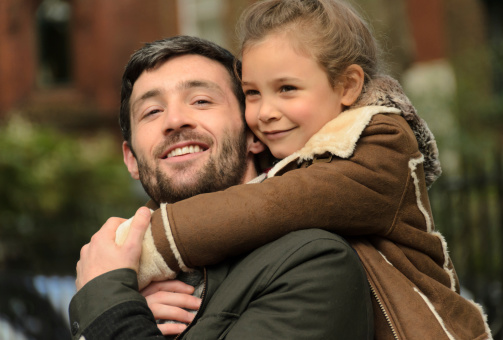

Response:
(136, 128), (249, 204)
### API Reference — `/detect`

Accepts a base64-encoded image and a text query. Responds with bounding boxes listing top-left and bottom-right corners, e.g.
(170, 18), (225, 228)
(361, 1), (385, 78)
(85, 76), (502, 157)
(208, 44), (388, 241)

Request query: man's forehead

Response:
(133, 56), (232, 95)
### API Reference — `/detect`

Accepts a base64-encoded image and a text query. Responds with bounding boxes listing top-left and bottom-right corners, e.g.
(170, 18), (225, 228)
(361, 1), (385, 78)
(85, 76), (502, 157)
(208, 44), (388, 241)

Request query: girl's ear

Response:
(246, 130), (266, 155)
(340, 64), (365, 107)
(122, 141), (140, 180)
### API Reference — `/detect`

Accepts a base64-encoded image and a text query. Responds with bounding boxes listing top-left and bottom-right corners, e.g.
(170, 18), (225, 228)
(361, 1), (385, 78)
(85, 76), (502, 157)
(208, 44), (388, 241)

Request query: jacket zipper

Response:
(174, 268), (208, 340)
(368, 280), (399, 340)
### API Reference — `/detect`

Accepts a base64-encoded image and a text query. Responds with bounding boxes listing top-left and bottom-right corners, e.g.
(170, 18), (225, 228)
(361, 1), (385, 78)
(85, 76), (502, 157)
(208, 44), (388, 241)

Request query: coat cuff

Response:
(116, 213), (177, 290)
(68, 269), (144, 339)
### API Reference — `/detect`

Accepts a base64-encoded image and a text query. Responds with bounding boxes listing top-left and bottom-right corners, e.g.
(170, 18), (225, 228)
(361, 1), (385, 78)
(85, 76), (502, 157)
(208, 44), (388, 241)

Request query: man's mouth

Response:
(166, 145), (203, 158)
(161, 143), (209, 159)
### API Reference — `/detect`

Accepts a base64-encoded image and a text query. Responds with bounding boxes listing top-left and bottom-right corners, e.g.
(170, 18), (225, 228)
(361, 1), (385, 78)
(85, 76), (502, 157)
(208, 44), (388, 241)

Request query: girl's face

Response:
(242, 33), (345, 159)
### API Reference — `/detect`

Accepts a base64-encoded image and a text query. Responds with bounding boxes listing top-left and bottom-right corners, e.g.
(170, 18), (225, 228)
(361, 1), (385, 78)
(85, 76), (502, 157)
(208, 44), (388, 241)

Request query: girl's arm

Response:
(131, 113), (426, 287)
(157, 114), (422, 268)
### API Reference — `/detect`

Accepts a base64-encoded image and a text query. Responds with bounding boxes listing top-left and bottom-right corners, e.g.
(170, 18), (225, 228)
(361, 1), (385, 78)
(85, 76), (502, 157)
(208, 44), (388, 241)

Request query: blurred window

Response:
(177, 0), (227, 48)
(36, 0), (72, 87)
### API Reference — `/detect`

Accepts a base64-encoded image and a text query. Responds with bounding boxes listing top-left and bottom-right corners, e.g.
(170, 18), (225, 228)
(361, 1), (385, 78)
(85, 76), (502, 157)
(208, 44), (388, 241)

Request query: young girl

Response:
(117, 0), (491, 338)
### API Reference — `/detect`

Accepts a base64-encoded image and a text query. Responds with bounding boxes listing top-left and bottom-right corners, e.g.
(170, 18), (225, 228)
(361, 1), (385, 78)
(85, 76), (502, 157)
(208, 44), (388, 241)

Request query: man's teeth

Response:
(167, 145), (203, 158)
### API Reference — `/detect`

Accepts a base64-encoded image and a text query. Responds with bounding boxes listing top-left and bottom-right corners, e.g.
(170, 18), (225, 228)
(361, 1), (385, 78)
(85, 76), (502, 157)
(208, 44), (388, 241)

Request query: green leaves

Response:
(0, 117), (145, 274)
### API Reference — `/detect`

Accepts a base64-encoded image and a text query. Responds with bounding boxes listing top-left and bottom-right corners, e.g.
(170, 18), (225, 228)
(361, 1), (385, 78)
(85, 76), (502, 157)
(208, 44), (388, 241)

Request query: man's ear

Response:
(340, 64), (365, 107)
(246, 130), (266, 155)
(122, 141), (140, 180)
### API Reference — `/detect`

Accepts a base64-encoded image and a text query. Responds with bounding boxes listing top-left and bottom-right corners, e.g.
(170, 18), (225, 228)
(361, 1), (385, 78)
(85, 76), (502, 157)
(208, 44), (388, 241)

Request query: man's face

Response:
(123, 54), (249, 203)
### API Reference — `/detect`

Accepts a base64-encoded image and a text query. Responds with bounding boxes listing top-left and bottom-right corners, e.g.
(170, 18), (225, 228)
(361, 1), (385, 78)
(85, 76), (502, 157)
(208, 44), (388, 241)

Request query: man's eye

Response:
(144, 109), (161, 117)
(280, 85), (296, 92)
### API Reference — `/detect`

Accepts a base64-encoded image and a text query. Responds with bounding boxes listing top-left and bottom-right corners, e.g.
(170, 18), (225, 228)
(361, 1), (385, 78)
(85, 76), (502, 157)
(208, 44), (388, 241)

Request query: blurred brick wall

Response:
(0, 0), (179, 124)
(0, 0), (39, 114)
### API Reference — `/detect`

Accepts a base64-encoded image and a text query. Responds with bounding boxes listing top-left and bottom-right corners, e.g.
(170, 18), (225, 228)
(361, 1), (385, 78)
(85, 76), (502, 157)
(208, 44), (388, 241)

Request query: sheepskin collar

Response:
(268, 75), (442, 188)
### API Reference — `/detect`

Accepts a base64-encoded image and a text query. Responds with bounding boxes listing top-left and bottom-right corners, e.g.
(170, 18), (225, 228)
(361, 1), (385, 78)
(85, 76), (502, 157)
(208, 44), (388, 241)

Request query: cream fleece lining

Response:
(268, 106), (401, 177)
(160, 203), (188, 272)
(116, 210), (176, 290)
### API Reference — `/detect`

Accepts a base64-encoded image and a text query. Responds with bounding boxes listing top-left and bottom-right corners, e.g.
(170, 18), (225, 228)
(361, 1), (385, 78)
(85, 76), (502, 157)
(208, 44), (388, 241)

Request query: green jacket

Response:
(69, 229), (373, 339)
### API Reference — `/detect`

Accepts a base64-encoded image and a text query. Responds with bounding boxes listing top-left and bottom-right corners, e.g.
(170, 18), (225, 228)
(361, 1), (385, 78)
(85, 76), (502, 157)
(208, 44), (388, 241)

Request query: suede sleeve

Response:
(153, 114), (422, 269)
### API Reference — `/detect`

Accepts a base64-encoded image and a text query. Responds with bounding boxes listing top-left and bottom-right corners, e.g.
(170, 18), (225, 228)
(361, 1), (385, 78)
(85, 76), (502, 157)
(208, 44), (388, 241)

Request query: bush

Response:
(0, 117), (145, 274)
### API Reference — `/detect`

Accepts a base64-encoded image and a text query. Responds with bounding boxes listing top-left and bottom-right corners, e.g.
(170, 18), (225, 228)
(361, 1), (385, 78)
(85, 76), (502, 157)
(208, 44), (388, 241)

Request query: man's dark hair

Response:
(119, 35), (245, 145)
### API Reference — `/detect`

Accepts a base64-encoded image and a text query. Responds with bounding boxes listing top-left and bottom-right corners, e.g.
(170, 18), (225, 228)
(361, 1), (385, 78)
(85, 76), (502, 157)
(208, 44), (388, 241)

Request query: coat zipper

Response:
(174, 268), (208, 340)
(368, 280), (399, 340)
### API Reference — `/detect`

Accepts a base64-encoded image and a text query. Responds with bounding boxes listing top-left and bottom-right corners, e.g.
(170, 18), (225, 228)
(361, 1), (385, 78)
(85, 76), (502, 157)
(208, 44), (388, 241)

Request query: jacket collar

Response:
(268, 105), (400, 177)
(269, 75), (442, 188)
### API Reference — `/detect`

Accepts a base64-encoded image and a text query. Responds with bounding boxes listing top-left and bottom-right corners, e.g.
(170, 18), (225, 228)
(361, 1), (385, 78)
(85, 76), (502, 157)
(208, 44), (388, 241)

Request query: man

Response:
(69, 36), (373, 339)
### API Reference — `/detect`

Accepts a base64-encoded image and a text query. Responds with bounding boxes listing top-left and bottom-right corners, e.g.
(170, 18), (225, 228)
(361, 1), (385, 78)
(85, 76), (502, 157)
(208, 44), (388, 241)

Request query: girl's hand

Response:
(141, 280), (202, 335)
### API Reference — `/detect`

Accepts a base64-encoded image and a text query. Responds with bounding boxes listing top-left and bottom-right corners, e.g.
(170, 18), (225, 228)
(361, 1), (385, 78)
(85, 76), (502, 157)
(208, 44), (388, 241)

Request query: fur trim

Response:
(431, 231), (457, 292)
(160, 203), (189, 272)
(352, 75), (442, 188)
(269, 75), (442, 188)
(468, 299), (494, 340)
(413, 287), (457, 340)
(297, 106), (400, 161)
(267, 106), (400, 177)
(409, 155), (433, 233)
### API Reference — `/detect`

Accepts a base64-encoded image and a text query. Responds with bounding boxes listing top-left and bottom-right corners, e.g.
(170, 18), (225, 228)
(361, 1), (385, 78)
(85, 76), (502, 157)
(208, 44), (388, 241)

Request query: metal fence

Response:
(429, 147), (503, 339)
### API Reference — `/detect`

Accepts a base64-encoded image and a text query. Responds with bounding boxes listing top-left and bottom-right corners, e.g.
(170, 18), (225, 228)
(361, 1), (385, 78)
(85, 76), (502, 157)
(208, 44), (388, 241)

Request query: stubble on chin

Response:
(136, 128), (248, 204)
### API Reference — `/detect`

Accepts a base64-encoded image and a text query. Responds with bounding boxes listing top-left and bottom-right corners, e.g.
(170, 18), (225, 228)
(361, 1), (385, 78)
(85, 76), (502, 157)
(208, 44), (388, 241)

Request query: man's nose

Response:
(162, 105), (197, 133)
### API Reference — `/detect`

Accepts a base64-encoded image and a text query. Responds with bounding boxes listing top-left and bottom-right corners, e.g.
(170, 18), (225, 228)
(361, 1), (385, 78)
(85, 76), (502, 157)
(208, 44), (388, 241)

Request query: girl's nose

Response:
(258, 102), (281, 123)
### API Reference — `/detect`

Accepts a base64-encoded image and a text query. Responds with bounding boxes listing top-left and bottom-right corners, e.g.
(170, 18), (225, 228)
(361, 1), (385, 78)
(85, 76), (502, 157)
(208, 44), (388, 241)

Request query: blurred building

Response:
(1, 0), (499, 131)
(0, 0), (259, 133)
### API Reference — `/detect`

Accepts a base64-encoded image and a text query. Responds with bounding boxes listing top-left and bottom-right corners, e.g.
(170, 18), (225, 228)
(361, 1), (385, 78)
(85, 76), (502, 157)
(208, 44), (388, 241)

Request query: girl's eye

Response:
(244, 89), (260, 97)
(280, 85), (296, 93)
(194, 99), (210, 105)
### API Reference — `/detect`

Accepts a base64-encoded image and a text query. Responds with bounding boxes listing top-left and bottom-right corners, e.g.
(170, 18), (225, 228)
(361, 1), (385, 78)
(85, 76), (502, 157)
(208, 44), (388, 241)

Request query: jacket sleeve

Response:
(149, 114), (422, 270)
(68, 269), (164, 340)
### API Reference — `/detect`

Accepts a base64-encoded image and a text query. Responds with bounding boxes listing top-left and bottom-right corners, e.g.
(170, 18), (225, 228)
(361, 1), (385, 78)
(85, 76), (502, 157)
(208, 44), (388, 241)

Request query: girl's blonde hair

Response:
(237, 0), (380, 87)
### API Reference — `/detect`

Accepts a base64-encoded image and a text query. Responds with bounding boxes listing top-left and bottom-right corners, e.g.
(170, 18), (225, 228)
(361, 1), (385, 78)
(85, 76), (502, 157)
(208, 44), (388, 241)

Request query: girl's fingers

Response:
(141, 280), (195, 297)
(150, 304), (196, 323)
(145, 291), (202, 311)
(157, 322), (188, 336)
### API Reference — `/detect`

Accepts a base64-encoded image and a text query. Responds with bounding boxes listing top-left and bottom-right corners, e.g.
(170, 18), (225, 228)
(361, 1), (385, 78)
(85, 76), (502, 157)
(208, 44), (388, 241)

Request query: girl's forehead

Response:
(243, 31), (312, 59)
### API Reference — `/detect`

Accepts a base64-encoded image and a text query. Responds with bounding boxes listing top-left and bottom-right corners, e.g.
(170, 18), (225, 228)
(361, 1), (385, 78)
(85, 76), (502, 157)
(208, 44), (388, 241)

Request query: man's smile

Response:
(159, 141), (210, 163)
(166, 144), (205, 158)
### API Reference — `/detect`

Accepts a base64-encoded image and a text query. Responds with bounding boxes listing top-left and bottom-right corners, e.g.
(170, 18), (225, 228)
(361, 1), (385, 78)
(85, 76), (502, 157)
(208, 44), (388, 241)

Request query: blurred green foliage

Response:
(0, 116), (145, 275)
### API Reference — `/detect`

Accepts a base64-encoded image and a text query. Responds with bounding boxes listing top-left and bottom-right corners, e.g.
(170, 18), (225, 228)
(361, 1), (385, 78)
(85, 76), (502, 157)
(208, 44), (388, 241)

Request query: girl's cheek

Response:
(245, 109), (256, 128)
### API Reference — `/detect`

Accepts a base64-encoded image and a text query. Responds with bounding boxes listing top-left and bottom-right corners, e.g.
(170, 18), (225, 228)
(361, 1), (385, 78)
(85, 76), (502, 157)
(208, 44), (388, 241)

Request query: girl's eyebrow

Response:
(242, 77), (300, 86)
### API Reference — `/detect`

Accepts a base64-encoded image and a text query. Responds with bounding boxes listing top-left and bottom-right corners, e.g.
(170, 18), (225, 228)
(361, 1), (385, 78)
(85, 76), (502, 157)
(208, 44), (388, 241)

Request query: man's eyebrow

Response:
(178, 80), (224, 94)
(131, 89), (162, 115)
